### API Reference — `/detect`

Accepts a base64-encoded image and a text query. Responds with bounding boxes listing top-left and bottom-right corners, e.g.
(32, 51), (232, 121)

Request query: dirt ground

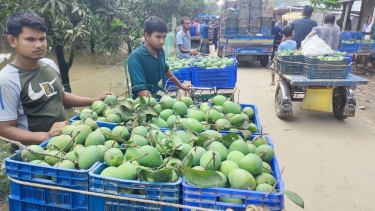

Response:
(231, 57), (375, 210)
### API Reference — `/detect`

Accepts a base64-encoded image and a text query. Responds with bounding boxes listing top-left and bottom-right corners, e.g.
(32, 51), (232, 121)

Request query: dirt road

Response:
(234, 61), (375, 211)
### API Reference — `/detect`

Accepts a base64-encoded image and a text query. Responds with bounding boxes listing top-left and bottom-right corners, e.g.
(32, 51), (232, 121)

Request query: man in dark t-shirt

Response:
(291, 5), (318, 49)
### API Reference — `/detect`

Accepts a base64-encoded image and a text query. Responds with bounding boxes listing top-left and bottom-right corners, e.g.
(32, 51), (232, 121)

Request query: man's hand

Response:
(96, 91), (115, 101)
(190, 50), (198, 56)
(48, 121), (68, 137)
(179, 83), (193, 91)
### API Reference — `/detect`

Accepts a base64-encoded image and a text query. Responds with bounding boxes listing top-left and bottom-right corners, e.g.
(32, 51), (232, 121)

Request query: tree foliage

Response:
(309, 0), (341, 9)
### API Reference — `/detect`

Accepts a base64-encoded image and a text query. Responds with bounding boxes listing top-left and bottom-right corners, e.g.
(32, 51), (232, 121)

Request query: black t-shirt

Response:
(271, 26), (282, 43)
(291, 17), (318, 49)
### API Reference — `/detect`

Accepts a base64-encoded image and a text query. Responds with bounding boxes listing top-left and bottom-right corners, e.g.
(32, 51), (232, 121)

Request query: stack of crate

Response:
(261, 3), (274, 35)
(222, 0), (238, 36)
(249, 0), (262, 35)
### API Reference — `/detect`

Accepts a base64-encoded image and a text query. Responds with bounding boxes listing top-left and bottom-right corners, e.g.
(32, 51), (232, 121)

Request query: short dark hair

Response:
(180, 16), (190, 24)
(282, 25), (293, 37)
(204, 19), (209, 24)
(302, 5), (314, 17)
(324, 13), (335, 24)
(6, 11), (48, 37)
(144, 16), (168, 35)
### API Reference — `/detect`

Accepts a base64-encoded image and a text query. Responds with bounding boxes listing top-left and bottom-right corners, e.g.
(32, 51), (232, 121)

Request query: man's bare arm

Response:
(0, 120), (51, 145)
(137, 90), (151, 97)
(178, 45), (198, 55)
(63, 91), (113, 107)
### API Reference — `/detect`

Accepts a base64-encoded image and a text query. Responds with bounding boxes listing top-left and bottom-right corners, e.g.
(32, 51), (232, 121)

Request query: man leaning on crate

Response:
(127, 16), (191, 98)
(176, 17), (198, 59)
(0, 11), (113, 152)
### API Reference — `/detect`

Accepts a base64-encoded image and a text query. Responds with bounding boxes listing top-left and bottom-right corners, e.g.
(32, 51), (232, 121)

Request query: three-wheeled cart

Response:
(275, 74), (369, 120)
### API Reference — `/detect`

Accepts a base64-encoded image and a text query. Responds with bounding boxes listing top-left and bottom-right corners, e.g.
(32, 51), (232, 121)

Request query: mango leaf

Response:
(181, 152), (193, 167)
(105, 133), (125, 143)
(219, 133), (239, 146)
(239, 129), (252, 140)
(196, 133), (211, 147)
(110, 100), (133, 110)
(138, 96), (147, 105)
(138, 105), (158, 116)
(114, 105), (134, 117)
(183, 166), (223, 188)
(280, 190), (304, 208)
(137, 167), (154, 182)
(152, 168), (173, 182)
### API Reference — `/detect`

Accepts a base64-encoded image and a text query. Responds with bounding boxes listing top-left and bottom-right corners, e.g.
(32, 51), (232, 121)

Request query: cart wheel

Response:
(260, 56), (269, 67)
(333, 87), (347, 120)
(275, 82), (293, 118)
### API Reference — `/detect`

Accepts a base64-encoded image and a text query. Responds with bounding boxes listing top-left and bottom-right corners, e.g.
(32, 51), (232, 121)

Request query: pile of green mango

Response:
(194, 56), (235, 69)
(166, 57), (196, 71)
(277, 49), (303, 56)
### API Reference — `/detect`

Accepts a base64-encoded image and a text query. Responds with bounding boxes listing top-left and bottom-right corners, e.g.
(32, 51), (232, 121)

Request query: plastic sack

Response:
(301, 87), (333, 113)
(301, 35), (334, 56)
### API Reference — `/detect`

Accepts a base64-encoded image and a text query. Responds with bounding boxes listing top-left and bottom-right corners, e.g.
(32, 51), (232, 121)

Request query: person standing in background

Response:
(305, 13), (341, 50)
(199, 19), (218, 54)
(362, 16), (372, 33)
(212, 19), (219, 52)
(176, 17), (198, 59)
(291, 5), (318, 49)
(271, 20), (282, 60)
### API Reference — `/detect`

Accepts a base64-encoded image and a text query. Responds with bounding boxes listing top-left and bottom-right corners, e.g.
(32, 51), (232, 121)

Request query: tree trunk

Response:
(90, 38), (95, 53)
(336, 2), (353, 31)
(357, 0), (375, 31)
(55, 45), (73, 109)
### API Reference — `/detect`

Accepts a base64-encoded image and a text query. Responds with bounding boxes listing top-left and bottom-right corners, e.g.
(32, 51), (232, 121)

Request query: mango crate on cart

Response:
(88, 163), (182, 211)
(5, 148), (99, 211)
(191, 59), (238, 88)
(182, 135), (285, 211)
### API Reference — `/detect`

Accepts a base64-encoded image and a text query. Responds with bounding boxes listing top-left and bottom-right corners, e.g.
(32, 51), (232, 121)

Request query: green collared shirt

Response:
(128, 44), (169, 98)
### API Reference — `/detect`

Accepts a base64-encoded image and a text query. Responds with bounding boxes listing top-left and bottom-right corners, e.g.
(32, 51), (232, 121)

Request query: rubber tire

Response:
(260, 56), (269, 67)
(333, 87), (348, 120)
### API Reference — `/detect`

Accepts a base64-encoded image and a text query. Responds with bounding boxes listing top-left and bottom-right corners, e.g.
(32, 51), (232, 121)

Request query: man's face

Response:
(215, 20), (219, 24)
(368, 16), (373, 23)
(182, 19), (191, 31)
(7, 26), (47, 60)
(145, 31), (166, 52)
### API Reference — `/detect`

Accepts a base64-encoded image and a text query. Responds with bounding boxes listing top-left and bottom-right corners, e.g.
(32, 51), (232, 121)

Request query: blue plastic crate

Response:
(70, 116), (117, 130)
(165, 68), (191, 91)
(302, 57), (350, 79)
(341, 32), (354, 40)
(89, 163), (182, 211)
(182, 136), (284, 211)
(340, 42), (357, 53)
(353, 32), (365, 40)
(275, 55), (304, 74)
(345, 55), (353, 73)
(89, 195), (180, 211)
(6, 152), (99, 210)
(356, 42), (373, 52)
(191, 63), (237, 88)
(8, 194), (88, 211)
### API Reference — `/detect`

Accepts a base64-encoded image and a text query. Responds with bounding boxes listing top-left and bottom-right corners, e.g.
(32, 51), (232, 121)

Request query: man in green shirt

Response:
(0, 11), (113, 147)
(128, 16), (191, 98)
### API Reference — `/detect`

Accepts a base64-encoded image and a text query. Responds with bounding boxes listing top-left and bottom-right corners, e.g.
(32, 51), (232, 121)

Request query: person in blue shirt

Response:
(176, 17), (198, 59)
(199, 19), (217, 54)
(270, 25), (297, 85)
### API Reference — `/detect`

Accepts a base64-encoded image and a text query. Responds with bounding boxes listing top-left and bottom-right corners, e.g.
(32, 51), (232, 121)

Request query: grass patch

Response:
(0, 141), (11, 210)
